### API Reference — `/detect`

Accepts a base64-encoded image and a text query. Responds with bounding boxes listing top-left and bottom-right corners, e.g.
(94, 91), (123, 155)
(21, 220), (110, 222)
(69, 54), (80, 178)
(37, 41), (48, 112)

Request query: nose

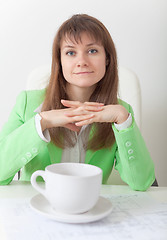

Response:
(76, 53), (88, 67)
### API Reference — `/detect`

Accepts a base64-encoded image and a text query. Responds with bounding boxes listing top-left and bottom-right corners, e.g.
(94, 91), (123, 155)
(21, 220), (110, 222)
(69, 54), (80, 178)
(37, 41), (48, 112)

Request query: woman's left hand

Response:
(61, 100), (129, 126)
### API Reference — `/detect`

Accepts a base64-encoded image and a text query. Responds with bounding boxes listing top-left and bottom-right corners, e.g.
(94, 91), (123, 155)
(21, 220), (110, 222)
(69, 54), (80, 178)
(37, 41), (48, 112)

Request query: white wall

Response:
(0, 0), (166, 186)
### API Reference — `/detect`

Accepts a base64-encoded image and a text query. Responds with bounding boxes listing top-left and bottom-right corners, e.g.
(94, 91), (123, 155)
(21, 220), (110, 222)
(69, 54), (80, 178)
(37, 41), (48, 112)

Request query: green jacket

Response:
(0, 89), (155, 190)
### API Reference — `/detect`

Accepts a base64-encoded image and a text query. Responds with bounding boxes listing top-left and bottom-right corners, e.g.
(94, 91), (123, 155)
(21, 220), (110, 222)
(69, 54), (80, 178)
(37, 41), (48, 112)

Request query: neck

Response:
(66, 84), (96, 102)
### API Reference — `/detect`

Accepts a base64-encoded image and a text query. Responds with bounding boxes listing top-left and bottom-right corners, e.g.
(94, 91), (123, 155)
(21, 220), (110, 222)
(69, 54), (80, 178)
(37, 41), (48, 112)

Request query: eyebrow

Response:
(62, 42), (100, 49)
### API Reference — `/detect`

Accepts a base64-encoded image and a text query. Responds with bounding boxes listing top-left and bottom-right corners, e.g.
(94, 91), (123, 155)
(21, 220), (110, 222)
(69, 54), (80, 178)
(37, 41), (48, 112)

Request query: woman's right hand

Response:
(39, 108), (94, 132)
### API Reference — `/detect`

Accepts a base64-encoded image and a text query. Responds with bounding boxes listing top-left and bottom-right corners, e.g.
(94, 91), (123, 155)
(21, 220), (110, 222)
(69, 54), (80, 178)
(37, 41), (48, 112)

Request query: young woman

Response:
(0, 14), (155, 190)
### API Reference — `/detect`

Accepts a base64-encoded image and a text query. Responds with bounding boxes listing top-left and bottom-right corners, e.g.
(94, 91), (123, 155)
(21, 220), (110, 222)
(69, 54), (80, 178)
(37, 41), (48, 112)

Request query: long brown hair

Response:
(42, 14), (118, 150)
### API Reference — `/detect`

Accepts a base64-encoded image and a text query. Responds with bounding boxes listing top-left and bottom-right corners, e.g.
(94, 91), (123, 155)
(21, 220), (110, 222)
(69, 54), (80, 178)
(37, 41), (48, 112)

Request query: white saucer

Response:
(30, 194), (112, 224)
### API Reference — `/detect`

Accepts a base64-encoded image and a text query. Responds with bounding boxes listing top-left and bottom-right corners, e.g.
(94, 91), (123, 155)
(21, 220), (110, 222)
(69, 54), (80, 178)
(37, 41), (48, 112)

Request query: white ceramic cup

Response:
(31, 163), (102, 214)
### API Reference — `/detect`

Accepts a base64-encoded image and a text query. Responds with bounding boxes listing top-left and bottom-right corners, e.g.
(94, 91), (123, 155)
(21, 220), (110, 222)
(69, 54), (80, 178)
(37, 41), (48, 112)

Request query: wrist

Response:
(35, 114), (51, 142)
(40, 112), (49, 131)
(115, 114), (129, 124)
(114, 106), (129, 124)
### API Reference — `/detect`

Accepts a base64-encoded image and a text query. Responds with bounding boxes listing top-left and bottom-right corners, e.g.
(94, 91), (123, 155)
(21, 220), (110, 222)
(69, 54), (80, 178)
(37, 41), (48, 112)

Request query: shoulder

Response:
(25, 88), (46, 102)
(14, 89), (46, 116)
(17, 88), (46, 106)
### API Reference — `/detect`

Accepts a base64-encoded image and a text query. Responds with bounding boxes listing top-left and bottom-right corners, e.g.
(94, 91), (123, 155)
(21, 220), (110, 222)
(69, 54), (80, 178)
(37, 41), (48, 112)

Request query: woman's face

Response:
(60, 33), (106, 90)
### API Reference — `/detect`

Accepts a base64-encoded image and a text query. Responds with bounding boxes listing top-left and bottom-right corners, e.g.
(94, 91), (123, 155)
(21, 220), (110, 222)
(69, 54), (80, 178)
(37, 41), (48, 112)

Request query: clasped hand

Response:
(40, 100), (129, 132)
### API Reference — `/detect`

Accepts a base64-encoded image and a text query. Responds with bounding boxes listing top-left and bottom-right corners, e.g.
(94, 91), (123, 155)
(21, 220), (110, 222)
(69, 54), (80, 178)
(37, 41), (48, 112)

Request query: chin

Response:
(76, 81), (98, 88)
(77, 84), (96, 88)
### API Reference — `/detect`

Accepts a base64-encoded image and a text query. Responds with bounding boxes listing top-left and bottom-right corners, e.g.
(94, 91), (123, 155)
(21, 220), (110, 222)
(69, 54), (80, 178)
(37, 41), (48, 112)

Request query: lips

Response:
(74, 71), (93, 75)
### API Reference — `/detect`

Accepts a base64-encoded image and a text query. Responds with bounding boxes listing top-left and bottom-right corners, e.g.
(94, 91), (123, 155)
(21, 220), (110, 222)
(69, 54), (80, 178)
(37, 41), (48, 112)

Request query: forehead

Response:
(60, 32), (102, 47)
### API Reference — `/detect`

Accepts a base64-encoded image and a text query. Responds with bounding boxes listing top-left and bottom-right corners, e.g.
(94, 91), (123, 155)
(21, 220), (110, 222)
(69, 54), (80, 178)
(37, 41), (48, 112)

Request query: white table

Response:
(0, 181), (167, 240)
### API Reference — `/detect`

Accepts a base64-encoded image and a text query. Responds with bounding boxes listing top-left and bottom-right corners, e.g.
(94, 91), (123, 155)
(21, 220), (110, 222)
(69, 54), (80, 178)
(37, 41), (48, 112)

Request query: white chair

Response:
(26, 65), (51, 91)
(26, 65), (142, 185)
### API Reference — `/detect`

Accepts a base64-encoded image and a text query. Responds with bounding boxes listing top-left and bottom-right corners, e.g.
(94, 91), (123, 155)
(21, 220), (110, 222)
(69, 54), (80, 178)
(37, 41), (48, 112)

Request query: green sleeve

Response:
(112, 103), (155, 191)
(0, 91), (48, 184)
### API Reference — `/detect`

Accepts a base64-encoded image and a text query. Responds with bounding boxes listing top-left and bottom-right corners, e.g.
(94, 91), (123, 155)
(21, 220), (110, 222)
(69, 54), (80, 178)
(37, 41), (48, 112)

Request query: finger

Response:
(64, 123), (81, 132)
(75, 117), (95, 126)
(61, 100), (82, 108)
(84, 102), (104, 106)
(64, 109), (90, 117)
(61, 100), (104, 108)
(63, 107), (77, 112)
(70, 114), (94, 122)
(64, 106), (102, 116)
(64, 103), (104, 116)
(84, 105), (104, 112)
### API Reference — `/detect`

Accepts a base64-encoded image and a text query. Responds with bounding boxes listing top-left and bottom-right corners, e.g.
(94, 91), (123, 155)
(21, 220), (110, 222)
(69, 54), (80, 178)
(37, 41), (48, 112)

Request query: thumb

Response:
(64, 123), (81, 132)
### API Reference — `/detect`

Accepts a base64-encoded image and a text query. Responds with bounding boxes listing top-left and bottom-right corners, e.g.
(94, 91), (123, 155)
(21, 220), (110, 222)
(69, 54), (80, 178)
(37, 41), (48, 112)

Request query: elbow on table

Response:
(0, 173), (14, 185)
(129, 174), (156, 191)
(0, 177), (14, 185)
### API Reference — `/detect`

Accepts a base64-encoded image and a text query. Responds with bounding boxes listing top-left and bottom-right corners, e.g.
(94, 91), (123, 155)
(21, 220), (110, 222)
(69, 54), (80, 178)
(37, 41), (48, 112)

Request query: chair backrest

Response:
(26, 65), (142, 185)
(118, 66), (141, 129)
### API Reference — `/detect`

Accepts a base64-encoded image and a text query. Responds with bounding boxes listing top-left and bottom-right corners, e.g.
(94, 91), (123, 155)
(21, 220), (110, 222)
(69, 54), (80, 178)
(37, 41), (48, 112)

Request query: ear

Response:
(106, 58), (109, 66)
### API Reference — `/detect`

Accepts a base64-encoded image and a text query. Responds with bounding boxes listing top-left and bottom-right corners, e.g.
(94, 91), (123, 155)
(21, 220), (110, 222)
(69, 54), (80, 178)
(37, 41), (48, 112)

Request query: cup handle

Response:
(31, 170), (46, 196)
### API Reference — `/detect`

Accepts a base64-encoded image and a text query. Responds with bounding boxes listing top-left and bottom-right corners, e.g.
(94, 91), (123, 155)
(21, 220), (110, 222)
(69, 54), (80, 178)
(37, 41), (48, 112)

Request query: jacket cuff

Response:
(114, 113), (132, 131)
(35, 114), (51, 143)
